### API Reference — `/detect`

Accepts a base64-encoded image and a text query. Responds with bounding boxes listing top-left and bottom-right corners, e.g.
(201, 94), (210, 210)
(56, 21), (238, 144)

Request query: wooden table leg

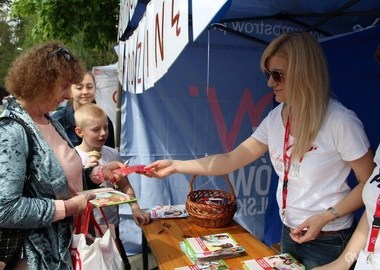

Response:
(142, 232), (149, 270)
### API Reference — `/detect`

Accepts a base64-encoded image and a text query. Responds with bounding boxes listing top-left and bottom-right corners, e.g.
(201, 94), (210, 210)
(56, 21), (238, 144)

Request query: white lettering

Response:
(235, 196), (268, 216)
(230, 156), (273, 217)
(230, 21), (326, 39)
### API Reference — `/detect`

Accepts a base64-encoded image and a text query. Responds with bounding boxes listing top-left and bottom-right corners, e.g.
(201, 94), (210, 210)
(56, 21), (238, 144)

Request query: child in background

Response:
(52, 71), (115, 147)
(74, 103), (150, 270)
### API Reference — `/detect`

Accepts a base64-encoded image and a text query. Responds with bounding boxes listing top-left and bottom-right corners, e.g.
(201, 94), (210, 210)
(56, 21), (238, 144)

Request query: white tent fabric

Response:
(93, 63), (118, 133)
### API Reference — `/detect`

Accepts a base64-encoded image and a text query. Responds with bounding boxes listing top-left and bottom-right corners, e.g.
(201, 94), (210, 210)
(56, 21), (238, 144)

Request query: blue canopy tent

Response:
(116, 0), (380, 254)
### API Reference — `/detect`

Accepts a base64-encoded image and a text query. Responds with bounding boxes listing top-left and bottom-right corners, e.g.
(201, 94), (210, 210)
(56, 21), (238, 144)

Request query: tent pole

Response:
(115, 81), (122, 151)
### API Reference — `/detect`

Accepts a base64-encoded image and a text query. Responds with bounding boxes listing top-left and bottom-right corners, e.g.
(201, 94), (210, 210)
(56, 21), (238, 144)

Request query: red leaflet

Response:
(113, 165), (150, 176)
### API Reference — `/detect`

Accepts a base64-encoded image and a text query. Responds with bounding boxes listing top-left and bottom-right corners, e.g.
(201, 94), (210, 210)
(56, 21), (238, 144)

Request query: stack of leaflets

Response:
(180, 233), (245, 263)
(242, 253), (305, 270)
(149, 204), (188, 219)
(79, 187), (138, 207)
(174, 259), (230, 270)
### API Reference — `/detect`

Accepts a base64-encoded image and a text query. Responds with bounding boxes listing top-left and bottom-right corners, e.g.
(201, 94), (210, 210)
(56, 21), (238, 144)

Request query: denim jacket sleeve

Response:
(0, 120), (56, 229)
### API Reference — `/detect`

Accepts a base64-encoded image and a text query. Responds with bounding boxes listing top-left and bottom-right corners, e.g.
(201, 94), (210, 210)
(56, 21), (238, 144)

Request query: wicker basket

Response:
(186, 175), (237, 228)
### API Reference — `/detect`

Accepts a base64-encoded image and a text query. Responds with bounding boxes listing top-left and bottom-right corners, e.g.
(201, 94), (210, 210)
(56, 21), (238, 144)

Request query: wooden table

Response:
(141, 217), (277, 270)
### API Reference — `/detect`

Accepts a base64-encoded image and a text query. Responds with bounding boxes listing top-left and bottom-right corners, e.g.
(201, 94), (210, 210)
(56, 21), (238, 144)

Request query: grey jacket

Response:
(0, 97), (76, 269)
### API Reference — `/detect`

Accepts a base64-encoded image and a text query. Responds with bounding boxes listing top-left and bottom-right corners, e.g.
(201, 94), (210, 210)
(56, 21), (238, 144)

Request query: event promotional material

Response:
(242, 253), (304, 270)
(79, 188), (137, 207)
(113, 165), (151, 176)
(174, 259), (230, 270)
(180, 233), (245, 263)
(149, 204), (189, 219)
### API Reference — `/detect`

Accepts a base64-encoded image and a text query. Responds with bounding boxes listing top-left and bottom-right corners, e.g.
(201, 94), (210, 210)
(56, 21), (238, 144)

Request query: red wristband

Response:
(93, 165), (105, 183)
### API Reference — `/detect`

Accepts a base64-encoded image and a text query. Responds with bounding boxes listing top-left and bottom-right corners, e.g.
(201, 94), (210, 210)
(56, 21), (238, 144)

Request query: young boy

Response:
(74, 103), (150, 269)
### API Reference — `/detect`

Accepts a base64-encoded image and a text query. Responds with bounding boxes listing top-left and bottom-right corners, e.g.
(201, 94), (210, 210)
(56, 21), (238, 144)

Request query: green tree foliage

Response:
(0, 1), (23, 87)
(10, 0), (120, 68)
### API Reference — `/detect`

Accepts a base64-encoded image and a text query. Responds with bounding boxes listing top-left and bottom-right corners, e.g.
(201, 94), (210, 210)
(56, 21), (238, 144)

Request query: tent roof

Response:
(130, 0), (380, 43)
(216, 0), (380, 44)
(226, 0), (380, 19)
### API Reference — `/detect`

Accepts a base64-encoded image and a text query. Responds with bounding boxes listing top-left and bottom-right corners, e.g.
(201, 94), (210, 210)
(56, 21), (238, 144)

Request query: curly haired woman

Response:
(0, 42), (124, 270)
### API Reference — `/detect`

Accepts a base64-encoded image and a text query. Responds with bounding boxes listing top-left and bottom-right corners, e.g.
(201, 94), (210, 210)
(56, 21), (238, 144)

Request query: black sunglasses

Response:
(48, 47), (72, 62)
(265, 70), (284, 83)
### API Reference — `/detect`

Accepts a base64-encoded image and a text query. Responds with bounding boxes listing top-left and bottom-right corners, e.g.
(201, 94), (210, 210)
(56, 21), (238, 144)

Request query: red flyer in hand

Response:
(114, 165), (150, 176)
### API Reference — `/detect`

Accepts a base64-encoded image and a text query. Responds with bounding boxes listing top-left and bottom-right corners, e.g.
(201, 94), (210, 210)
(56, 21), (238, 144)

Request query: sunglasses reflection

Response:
(48, 47), (72, 62)
(265, 70), (284, 83)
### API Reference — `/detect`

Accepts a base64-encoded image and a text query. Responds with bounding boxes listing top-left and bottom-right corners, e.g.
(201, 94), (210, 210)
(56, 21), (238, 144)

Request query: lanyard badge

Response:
(282, 112), (292, 220)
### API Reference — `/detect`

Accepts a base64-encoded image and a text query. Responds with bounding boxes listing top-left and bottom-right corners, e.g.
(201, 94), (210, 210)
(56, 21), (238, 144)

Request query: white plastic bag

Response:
(70, 205), (124, 270)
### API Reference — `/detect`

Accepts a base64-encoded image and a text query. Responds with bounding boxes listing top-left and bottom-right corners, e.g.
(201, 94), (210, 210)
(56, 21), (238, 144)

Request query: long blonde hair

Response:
(261, 32), (330, 159)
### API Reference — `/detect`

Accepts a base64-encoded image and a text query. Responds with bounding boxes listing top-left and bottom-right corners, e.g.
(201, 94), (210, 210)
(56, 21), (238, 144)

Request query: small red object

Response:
(113, 165), (150, 176)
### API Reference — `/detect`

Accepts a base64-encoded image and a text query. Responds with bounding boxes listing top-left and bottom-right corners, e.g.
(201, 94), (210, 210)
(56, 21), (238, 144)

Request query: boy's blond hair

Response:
(74, 103), (107, 129)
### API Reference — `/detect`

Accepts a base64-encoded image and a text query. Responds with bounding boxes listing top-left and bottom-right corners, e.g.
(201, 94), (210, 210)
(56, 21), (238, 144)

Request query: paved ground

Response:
(128, 252), (157, 270)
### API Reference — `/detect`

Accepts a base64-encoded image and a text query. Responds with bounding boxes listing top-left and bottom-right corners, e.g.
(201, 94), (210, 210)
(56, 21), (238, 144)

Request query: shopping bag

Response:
(70, 204), (124, 270)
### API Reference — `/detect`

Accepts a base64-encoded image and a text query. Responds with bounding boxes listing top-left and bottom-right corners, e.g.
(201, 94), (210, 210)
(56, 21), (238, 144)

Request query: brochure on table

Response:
(174, 259), (230, 270)
(180, 232), (245, 263)
(242, 253), (305, 270)
(149, 204), (189, 219)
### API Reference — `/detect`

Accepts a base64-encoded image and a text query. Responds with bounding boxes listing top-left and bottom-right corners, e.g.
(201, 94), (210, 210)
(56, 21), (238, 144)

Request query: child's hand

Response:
(85, 156), (99, 167)
(102, 161), (125, 183)
(131, 206), (150, 226)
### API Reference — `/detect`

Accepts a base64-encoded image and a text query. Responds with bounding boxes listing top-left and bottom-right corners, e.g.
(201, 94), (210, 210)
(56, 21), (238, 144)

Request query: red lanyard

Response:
(368, 192), (380, 252)
(282, 113), (292, 217)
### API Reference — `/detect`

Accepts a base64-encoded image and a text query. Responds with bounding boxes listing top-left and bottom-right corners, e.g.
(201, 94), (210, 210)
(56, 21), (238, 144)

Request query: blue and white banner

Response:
(121, 0), (189, 93)
(118, 0), (138, 40)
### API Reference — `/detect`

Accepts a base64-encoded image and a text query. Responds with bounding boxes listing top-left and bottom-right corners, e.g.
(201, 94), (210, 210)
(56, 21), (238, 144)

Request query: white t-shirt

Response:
(252, 99), (370, 230)
(76, 146), (123, 225)
(76, 146), (121, 167)
(362, 144), (380, 269)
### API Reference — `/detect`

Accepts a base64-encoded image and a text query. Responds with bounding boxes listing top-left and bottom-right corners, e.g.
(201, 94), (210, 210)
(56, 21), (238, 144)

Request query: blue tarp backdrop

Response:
(117, 1), (380, 254)
(119, 24), (276, 253)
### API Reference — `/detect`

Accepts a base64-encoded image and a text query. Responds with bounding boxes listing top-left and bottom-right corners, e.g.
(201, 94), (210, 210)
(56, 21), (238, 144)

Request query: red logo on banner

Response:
(189, 86), (273, 152)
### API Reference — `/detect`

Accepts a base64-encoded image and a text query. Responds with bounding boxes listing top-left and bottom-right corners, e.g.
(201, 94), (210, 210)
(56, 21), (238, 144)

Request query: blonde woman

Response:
(144, 32), (375, 268)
